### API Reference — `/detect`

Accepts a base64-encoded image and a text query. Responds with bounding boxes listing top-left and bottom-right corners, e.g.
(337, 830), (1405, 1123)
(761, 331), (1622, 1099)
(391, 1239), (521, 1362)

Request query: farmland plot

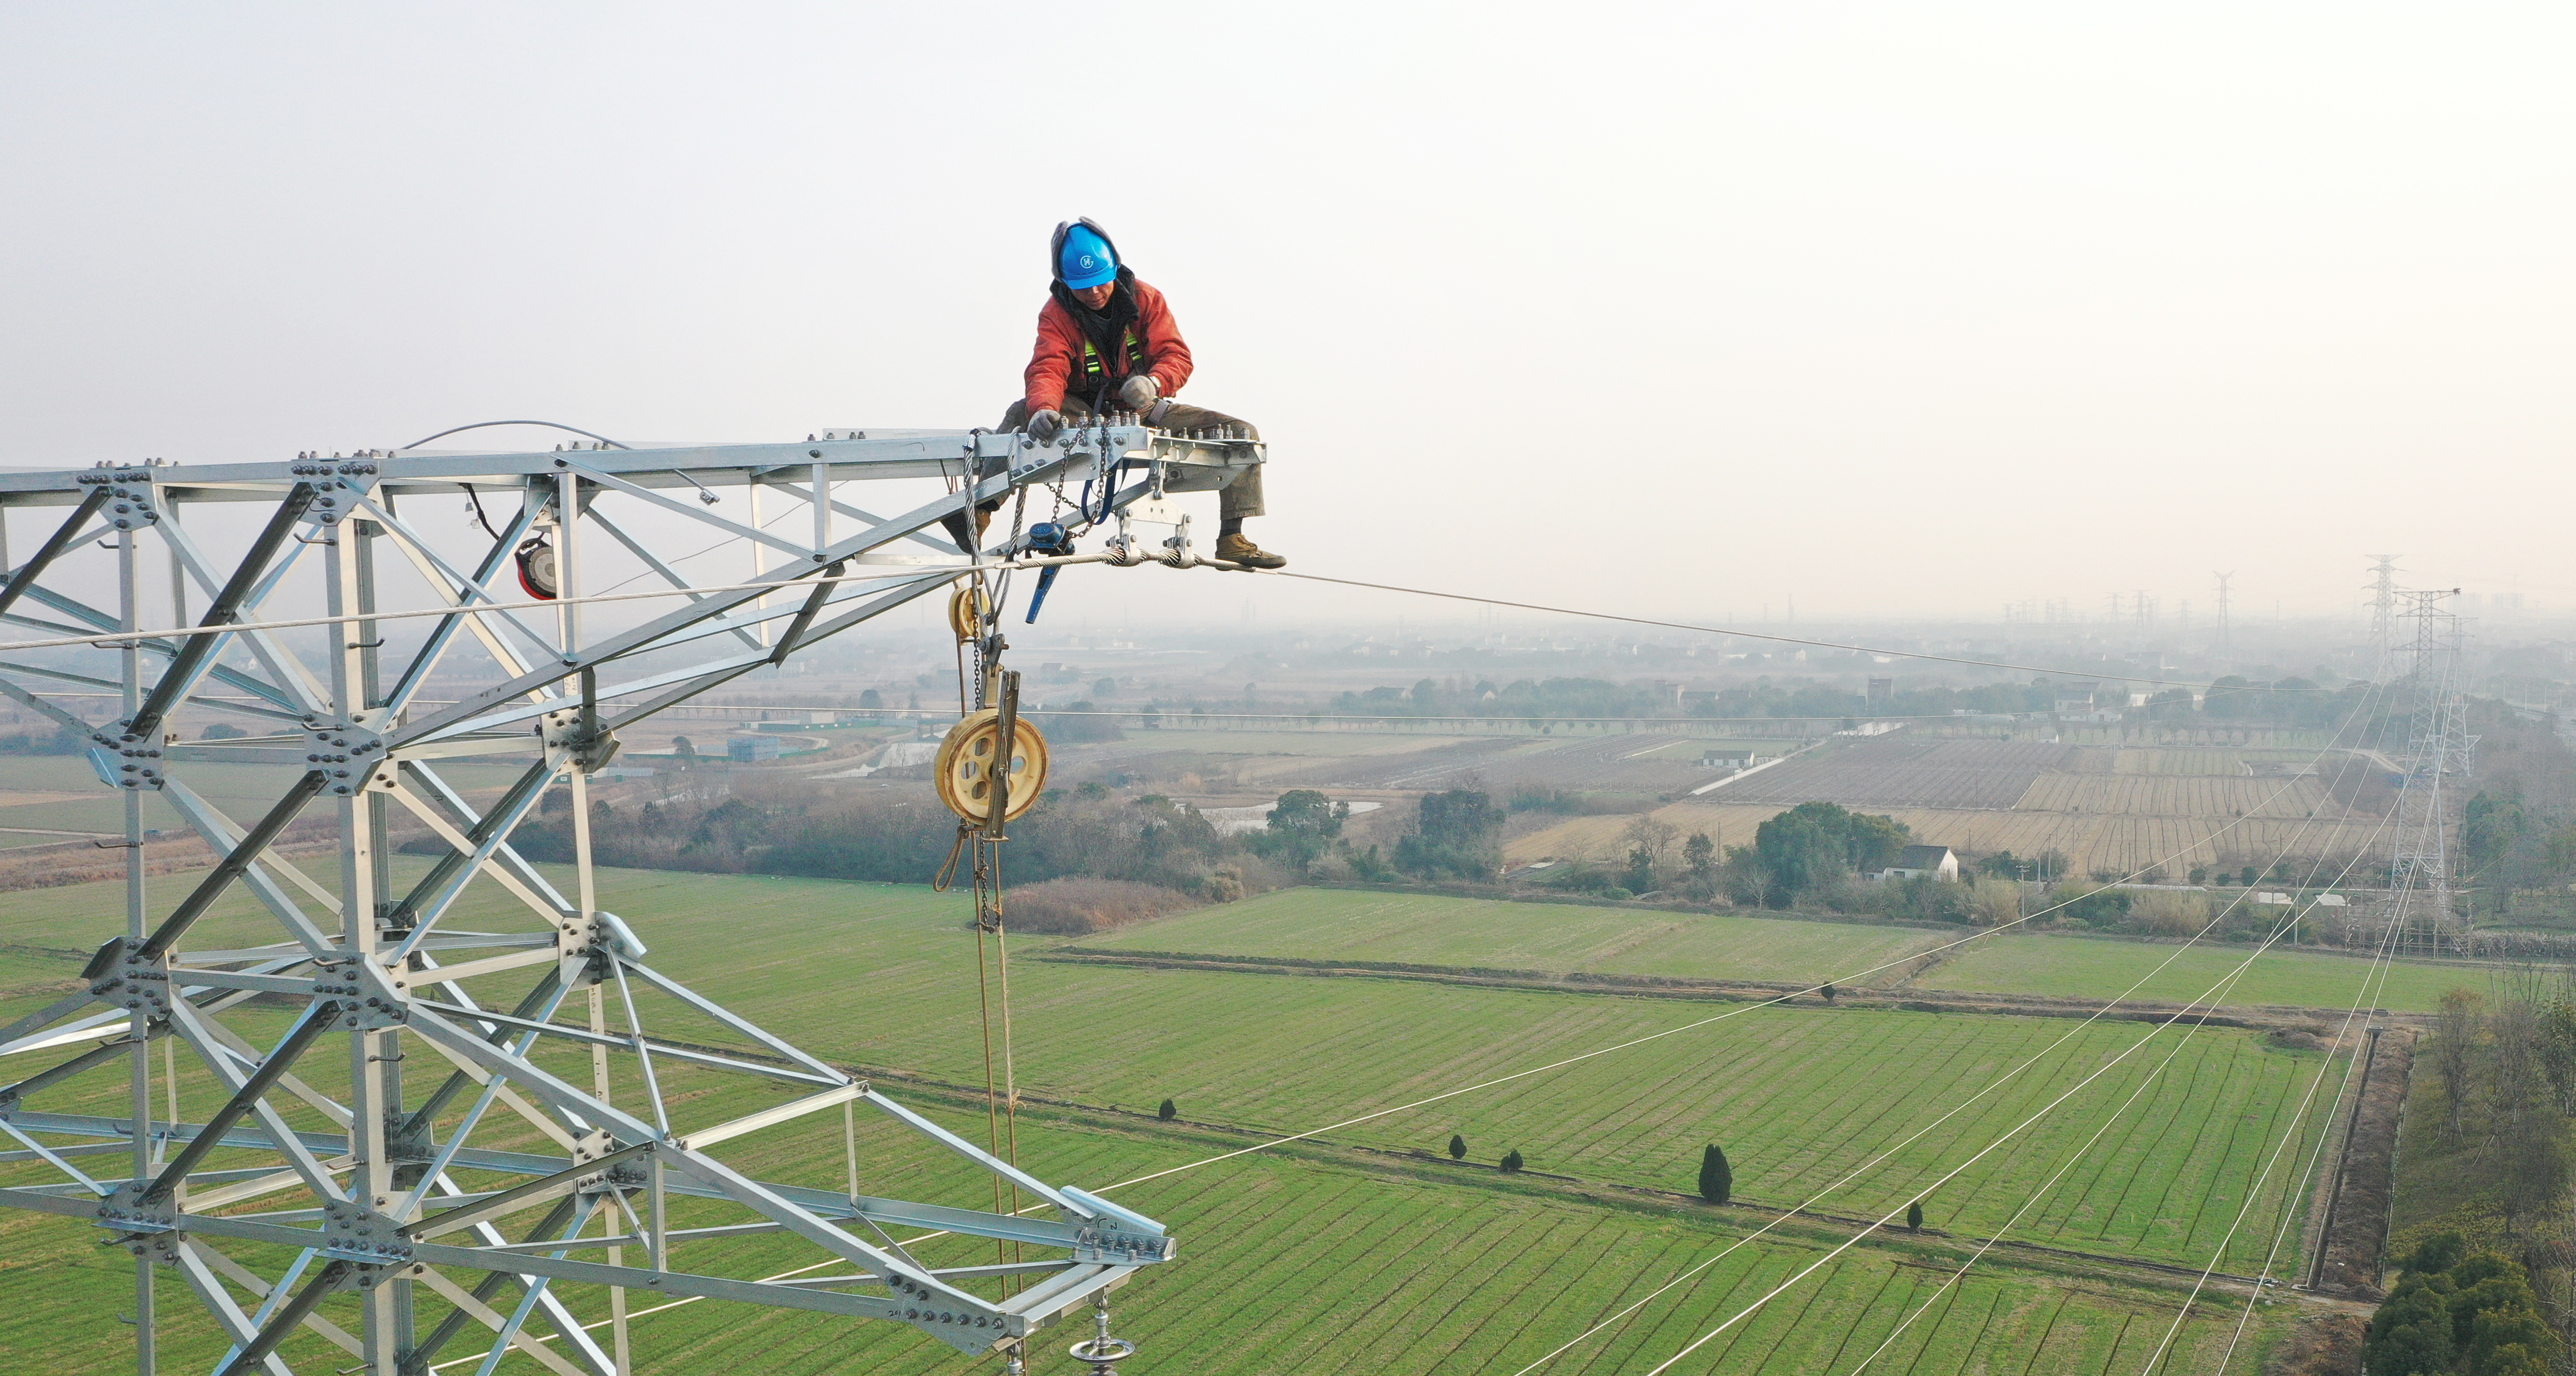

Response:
(1084, 888), (2473, 1014)
(0, 1097), (2294, 1375)
(2012, 775), (2335, 820)
(1082, 888), (1952, 984)
(1706, 737), (2069, 810)
(2114, 748), (2252, 775)
(3, 866), (2354, 1277)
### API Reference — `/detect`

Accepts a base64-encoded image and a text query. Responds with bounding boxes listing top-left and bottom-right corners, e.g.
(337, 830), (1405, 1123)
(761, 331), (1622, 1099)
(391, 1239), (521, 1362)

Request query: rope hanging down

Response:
(925, 570), (1085, 1363)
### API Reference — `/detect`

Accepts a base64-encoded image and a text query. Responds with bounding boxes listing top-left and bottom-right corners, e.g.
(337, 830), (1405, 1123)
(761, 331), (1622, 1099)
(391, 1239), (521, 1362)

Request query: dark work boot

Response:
(1214, 532), (1285, 569)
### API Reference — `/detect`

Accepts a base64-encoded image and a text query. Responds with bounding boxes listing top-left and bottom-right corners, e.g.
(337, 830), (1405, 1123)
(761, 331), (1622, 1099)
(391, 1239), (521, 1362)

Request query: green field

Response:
(0, 755), (539, 843)
(1077, 886), (2482, 1014)
(1, 1094), (2294, 1374)
(1916, 933), (2483, 1015)
(0, 868), (2349, 1372)
(1079, 888), (1952, 983)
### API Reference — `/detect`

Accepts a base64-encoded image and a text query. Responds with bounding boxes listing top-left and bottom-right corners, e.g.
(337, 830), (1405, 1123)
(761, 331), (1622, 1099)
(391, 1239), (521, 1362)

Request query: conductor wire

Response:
(1840, 796), (2405, 1375)
(1508, 678), (2390, 1373)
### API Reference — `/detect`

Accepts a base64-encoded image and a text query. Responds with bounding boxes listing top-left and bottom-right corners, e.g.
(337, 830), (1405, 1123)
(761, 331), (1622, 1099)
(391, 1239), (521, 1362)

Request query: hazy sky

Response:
(2, 4), (2568, 632)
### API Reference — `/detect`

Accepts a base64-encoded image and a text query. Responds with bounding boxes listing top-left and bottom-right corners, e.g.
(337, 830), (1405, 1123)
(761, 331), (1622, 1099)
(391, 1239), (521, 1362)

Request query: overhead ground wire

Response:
(1250, 570), (2354, 697)
(430, 659), (2399, 1373)
(1510, 680), (2393, 1374)
(2174, 806), (2430, 1372)
(1633, 866), (2387, 1376)
(2202, 874), (2411, 1372)
(1837, 789), (2407, 1375)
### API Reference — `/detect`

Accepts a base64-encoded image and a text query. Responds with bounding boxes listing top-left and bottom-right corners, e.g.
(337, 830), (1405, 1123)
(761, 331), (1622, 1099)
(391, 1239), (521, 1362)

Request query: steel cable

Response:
(1510, 681), (2394, 1373)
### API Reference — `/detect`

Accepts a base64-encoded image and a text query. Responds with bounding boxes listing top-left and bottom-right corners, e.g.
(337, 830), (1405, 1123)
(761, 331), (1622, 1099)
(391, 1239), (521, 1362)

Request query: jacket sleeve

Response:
(1022, 302), (1079, 414)
(1132, 282), (1194, 397)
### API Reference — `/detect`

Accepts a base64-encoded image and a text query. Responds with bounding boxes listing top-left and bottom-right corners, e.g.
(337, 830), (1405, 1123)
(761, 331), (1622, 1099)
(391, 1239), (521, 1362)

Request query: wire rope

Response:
(1251, 570), (2354, 696)
(1508, 681), (2392, 1374)
(1836, 799), (2407, 1375)
(2203, 885), (2409, 1371)
(429, 673), (2401, 1373)
(1633, 896), (2374, 1376)
(2159, 818), (2431, 1372)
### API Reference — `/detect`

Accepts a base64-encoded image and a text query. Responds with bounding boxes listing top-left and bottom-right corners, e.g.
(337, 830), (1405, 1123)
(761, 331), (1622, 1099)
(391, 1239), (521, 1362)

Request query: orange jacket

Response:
(1022, 278), (1193, 414)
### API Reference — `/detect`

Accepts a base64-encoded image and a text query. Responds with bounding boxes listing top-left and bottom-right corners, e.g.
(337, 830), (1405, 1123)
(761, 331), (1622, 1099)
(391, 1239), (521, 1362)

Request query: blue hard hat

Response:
(1056, 223), (1118, 290)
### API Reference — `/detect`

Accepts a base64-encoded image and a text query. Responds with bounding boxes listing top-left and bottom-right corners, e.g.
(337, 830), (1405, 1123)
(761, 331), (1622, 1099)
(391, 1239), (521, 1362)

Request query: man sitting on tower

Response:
(973, 218), (1283, 569)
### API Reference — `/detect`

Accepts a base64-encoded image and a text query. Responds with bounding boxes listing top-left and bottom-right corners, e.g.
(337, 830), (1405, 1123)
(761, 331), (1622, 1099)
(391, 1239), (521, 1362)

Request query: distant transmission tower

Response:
(2365, 554), (2400, 677)
(2213, 572), (2234, 652)
(2386, 589), (2474, 955)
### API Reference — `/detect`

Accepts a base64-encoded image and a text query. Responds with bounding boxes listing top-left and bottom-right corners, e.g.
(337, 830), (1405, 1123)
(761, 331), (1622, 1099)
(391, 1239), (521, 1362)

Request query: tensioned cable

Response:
(1251, 570), (2358, 696)
(2202, 875), (2411, 1371)
(438, 684), (2393, 1371)
(1509, 683), (2391, 1373)
(2159, 660), (2457, 1372)
(2170, 804), (2434, 1372)
(1839, 799), (2405, 1375)
(1632, 887), (2380, 1376)
(0, 540), (2359, 704)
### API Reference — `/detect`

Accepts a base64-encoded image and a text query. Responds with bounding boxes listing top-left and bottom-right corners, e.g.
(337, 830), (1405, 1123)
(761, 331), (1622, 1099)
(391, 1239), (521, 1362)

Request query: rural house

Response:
(1872, 845), (1959, 882)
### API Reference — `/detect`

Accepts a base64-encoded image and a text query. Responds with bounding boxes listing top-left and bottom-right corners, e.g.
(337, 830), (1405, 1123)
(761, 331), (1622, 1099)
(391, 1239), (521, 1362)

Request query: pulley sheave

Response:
(933, 708), (1049, 822)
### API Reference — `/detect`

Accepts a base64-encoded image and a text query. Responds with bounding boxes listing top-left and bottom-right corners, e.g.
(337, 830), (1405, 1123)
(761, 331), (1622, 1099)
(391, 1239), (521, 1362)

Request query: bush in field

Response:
(1969, 877), (2021, 926)
(1157, 1098), (1177, 1121)
(2365, 1233), (2552, 1376)
(1623, 846), (1656, 894)
(1698, 1144), (1732, 1203)
(1905, 1200), (1923, 1232)
(1499, 1148), (1525, 1174)
(1395, 790), (1502, 881)
(1448, 1134), (1467, 1160)
(1248, 789), (1348, 871)
(2047, 882), (2130, 928)
(1008, 879), (1202, 935)
(2128, 888), (2211, 937)
(1751, 802), (1909, 906)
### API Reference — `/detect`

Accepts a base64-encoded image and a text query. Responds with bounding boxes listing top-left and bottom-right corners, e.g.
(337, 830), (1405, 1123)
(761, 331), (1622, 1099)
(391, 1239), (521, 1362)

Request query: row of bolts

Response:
(1069, 413), (1248, 441)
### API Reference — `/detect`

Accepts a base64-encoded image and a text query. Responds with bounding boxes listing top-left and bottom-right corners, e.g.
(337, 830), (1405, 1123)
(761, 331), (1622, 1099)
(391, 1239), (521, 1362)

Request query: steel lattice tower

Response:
(2364, 555), (2400, 678)
(0, 424), (1253, 1374)
(2386, 589), (2473, 955)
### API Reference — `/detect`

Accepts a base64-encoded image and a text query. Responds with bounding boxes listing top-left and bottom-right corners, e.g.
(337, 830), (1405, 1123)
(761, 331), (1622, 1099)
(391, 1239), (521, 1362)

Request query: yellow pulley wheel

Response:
(933, 708), (1049, 823)
(947, 584), (990, 643)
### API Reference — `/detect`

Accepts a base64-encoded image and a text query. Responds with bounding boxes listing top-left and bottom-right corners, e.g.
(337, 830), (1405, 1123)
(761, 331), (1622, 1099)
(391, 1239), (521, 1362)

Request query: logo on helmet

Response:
(1078, 255), (1098, 271)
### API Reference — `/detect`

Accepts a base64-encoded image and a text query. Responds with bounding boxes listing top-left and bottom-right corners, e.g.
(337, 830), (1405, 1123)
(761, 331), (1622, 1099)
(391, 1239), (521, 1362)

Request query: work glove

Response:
(1026, 408), (1063, 443)
(1117, 374), (1160, 408)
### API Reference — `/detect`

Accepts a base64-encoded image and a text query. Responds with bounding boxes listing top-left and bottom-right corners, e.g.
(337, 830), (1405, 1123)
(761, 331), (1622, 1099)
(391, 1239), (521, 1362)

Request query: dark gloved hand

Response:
(1026, 408), (1063, 443)
(1117, 374), (1159, 408)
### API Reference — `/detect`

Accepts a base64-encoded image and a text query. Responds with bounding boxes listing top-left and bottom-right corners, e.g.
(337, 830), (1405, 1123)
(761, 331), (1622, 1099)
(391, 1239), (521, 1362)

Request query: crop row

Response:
(2013, 774), (2334, 819)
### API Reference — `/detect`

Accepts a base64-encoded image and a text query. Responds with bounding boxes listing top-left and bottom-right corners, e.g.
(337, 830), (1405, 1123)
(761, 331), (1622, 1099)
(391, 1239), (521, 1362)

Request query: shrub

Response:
(2366, 1233), (2550, 1376)
(1905, 1200), (1923, 1232)
(1005, 879), (1202, 936)
(1157, 1098), (1176, 1122)
(1698, 1144), (1732, 1203)
(1448, 1134), (1467, 1160)
(1396, 789), (1502, 881)
(2129, 888), (2211, 937)
(1499, 1148), (1525, 1174)
(1968, 877), (2021, 927)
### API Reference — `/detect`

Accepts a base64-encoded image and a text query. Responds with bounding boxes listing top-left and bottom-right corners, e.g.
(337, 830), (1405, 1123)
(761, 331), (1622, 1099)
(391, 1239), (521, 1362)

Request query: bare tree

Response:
(2434, 987), (2483, 1141)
